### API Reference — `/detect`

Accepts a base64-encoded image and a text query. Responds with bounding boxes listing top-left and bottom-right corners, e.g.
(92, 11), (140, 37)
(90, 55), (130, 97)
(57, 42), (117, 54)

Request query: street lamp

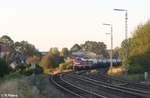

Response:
(103, 23), (113, 73)
(114, 9), (128, 67)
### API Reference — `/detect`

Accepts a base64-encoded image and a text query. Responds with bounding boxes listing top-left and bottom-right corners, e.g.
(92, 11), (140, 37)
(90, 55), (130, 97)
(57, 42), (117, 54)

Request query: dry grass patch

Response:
(108, 66), (126, 75)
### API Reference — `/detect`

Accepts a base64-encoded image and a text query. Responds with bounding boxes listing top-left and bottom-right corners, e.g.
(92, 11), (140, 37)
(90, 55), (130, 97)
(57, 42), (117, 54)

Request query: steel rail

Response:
(78, 74), (150, 95)
(66, 73), (150, 98)
(83, 72), (150, 91)
(50, 74), (107, 98)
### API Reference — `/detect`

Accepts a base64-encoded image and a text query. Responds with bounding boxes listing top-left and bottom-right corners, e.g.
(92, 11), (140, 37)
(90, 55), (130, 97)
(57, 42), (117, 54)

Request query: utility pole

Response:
(114, 9), (128, 67)
(103, 23), (113, 73)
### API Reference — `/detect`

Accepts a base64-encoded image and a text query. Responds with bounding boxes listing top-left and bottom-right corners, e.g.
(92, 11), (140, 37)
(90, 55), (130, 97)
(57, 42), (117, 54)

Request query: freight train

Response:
(73, 59), (122, 71)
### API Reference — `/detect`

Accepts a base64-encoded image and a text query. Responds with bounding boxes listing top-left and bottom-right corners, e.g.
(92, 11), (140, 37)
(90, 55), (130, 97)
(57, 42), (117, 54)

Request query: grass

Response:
(0, 73), (38, 98)
(0, 73), (45, 98)
(107, 66), (150, 82)
(0, 72), (71, 98)
(108, 66), (126, 75)
(110, 72), (147, 82)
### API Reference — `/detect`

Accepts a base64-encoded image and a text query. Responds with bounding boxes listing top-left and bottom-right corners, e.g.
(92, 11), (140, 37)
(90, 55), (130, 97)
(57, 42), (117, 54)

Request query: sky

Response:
(0, 0), (150, 51)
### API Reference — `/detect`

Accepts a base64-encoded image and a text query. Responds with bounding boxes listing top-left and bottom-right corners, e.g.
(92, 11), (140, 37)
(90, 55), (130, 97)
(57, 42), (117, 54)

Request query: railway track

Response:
(103, 74), (150, 90)
(63, 72), (150, 98)
(51, 71), (150, 98)
(81, 71), (150, 92)
(50, 74), (107, 98)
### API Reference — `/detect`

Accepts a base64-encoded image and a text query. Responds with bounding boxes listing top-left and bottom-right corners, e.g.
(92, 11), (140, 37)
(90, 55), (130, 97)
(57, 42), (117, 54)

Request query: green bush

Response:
(128, 54), (150, 73)
(34, 64), (43, 74)
(23, 64), (43, 76)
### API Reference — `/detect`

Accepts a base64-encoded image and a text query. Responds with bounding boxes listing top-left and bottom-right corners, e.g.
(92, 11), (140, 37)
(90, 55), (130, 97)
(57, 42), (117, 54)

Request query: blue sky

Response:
(0, 0), (150, 51)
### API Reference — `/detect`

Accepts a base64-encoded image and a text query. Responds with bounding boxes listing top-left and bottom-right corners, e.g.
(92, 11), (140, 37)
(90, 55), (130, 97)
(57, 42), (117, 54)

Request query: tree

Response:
(26, 55), (41, 65)
(49, 47), (60, 56)
(0, 35), (42, 75)
(70, 41), (109, 58)
(8, 41), (39, 64)
(40, 48), (64, 69)
(119, 38), (131, 65)
(40, 54), (49, 69)
(0, 35), (40, 74)
(17, 41), (39, 57)
(120, 20), (150, 73)
(0, 35), (14, 47)
(112, 47), (120, 59)
(61, 48), (69, 57)
(0, 35), (39, 64)
(0, 35), (14, 58)
(81, 41), (109, 58)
